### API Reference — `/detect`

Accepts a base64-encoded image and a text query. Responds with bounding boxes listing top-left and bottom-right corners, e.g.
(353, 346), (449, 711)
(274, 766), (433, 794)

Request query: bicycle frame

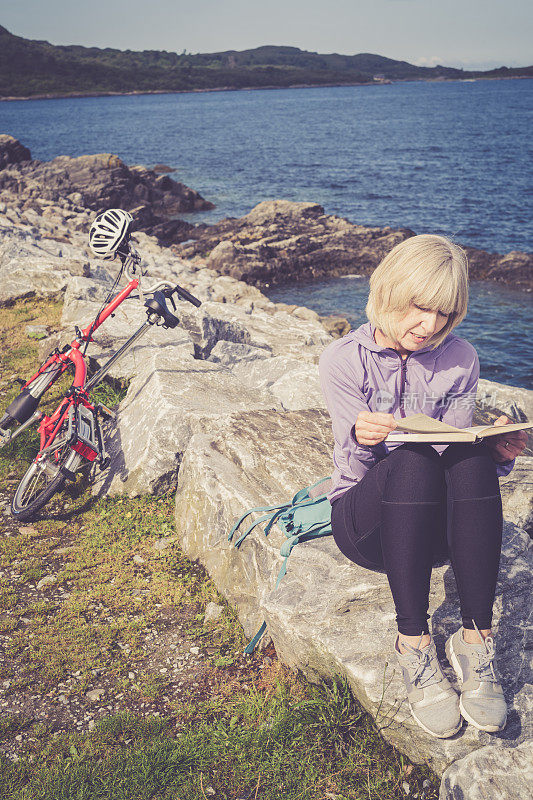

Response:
(18, 274), (143, 463)
(2, 229), (204, 520)
(3, 246), (195, 464)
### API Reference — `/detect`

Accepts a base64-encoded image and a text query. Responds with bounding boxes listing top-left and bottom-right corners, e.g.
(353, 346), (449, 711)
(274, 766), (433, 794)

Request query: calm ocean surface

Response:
(268, 277), (533, 390)
(1, 79), (532, 387)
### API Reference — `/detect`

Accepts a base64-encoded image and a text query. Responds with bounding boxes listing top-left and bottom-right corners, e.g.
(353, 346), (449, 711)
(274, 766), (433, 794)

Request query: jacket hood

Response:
(351, 321), (452, 362)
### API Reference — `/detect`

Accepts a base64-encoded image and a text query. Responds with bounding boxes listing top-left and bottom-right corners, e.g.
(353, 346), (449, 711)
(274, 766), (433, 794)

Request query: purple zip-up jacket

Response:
(319, 321), (515, 503)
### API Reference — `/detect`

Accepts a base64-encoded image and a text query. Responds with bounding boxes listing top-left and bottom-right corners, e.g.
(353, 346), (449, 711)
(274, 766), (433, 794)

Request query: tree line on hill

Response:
(1, 25), (531, 99)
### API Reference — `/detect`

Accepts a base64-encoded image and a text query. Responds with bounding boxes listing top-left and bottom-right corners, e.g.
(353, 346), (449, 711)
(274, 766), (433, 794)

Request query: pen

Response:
(509, 401), (526, 423)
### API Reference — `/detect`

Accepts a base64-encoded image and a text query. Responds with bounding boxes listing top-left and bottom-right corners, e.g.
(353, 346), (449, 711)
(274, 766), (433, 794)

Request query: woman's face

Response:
(392, 303), (450, 354)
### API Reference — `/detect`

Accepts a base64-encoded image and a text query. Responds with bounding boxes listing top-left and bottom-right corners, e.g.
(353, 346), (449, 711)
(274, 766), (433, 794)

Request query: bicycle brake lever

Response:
(162, 286), (178, 311)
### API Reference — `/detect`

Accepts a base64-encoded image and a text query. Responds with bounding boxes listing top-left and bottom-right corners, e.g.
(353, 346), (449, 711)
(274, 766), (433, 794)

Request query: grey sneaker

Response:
(395, 634), (461, 738)
(445, 626), (507, 733)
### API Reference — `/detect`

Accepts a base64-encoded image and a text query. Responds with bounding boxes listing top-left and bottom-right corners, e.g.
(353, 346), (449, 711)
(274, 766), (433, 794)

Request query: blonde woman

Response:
(318, 235), (527, 738)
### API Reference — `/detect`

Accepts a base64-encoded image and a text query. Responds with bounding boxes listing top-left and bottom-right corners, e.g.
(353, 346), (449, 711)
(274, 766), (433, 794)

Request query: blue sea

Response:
(268, 277), (533, 390)
(1, 78), (532, 387)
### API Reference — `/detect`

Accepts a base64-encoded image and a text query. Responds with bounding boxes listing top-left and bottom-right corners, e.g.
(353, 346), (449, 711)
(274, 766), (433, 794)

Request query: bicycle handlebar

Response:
(165, 284), (202, 308)
(143, 283), (202, 329)
(121, 256), (202, 309)
(144, 291), (180, 329)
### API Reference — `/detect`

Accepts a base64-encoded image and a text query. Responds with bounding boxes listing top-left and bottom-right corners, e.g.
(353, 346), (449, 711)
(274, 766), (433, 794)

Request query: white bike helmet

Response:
(89, 209), (133, 259)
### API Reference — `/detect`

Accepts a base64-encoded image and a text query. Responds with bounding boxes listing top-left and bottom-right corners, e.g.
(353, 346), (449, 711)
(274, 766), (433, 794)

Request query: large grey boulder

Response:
(499, 457), (533, 536)
(477, 379), (533, 536)
(439, 740), (533, 799)
(0, 221), (89, 305)
(207, 340), (272, 367)
(231, 355), (326, 411)
(92, 348), (281, 496)
(0, 262), (72, 305)
(174, 408), (532, 783)
(177, 300), (331, 362)
(477, 378), (533, 423)
(86, 300), (331, 494)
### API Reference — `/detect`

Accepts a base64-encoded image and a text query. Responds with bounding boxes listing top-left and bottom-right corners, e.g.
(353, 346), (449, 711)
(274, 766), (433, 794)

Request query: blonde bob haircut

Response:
(365, 234), (469, 349)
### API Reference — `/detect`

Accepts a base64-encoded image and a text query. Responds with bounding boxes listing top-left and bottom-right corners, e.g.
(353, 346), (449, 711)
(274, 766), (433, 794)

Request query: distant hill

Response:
(0, 26), (531, 99)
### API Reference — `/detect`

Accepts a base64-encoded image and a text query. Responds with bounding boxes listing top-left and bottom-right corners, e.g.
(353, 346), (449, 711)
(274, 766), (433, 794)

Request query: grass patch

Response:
(0, 679), (438, 800)
(0, 297), (440, 798)
(0, 296), (63, 379)
(0, 297), (64, 486)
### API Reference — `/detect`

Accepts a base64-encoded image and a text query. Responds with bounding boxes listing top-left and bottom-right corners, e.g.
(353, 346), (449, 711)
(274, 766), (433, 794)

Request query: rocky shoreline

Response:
(1, 135), (531, 291)
(0, 134), (532, 798)
(173, 200), (533, 290)
(0, 82), (375, 103)
(1, 74), (530, 104)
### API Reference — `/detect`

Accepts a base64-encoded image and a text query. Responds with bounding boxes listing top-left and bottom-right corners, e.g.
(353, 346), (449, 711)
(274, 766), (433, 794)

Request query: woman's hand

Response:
(355, 411), (397, 446)
(485, 415), (528, 463)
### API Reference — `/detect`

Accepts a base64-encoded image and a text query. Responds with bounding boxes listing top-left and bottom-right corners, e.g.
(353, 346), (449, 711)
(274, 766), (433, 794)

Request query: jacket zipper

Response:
(398, 355), (409, 418)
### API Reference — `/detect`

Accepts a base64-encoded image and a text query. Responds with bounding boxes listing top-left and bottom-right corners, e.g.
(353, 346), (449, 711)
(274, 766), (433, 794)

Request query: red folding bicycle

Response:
(0, 209), (201, 521)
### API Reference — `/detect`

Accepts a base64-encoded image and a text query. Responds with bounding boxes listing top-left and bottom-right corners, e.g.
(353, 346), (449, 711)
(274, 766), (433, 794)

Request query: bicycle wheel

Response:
(10, 429), (83, 522)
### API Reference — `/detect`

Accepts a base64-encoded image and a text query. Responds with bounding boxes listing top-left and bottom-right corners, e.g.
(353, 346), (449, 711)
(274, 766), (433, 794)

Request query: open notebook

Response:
(385, 413), (532, 444)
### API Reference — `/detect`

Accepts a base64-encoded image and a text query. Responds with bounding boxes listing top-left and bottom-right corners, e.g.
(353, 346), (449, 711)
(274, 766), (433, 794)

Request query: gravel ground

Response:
(0, 484), (271, 762)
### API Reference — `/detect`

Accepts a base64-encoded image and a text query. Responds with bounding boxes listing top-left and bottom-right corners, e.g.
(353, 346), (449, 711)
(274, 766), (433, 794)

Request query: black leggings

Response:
(331, 442), (503, 636)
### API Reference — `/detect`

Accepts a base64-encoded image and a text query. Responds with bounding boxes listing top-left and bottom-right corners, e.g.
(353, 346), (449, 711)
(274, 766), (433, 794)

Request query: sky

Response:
(1, 0), (532, 70)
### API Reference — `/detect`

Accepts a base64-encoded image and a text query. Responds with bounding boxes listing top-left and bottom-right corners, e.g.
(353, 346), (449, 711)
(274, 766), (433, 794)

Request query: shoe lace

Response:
(473, 637), (498, 682)
(411, 651), (439, 688)
(402, 636), (440, 688)
(468, 620), (498, 682)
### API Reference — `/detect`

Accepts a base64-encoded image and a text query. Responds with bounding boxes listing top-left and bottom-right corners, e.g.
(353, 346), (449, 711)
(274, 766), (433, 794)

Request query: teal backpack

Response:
(228, 477), (333, 653)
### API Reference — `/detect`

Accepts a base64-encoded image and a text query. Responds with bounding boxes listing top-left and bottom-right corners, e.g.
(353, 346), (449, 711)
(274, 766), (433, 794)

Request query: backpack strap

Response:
(229, 485), (327, 547)
(276, 521), (332, 584)
(244, 622), (268, 655)
(243, 521), (332, 653)
(227, 501), (290, 543)
(237, 493), (329, 547)
(230, 480), (333, 654)
(233, 507), (288, 549)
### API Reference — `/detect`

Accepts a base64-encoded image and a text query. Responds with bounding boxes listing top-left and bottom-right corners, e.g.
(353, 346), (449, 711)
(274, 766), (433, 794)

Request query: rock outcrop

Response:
(176, 199), (413, 286)
(0, 134), (31, 168)
(439, 740), (533, 800)
(1, 163), (531, 798)
(174, 408), (532, 777)
(2, 136), (531, 292)
(0, 135), (213, 246)
(173, 199), (533, 290)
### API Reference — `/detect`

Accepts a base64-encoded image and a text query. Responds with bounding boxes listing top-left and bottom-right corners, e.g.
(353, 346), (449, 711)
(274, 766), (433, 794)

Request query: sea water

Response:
(1, 78), (532, 386)
(267, 277), (533, 389)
